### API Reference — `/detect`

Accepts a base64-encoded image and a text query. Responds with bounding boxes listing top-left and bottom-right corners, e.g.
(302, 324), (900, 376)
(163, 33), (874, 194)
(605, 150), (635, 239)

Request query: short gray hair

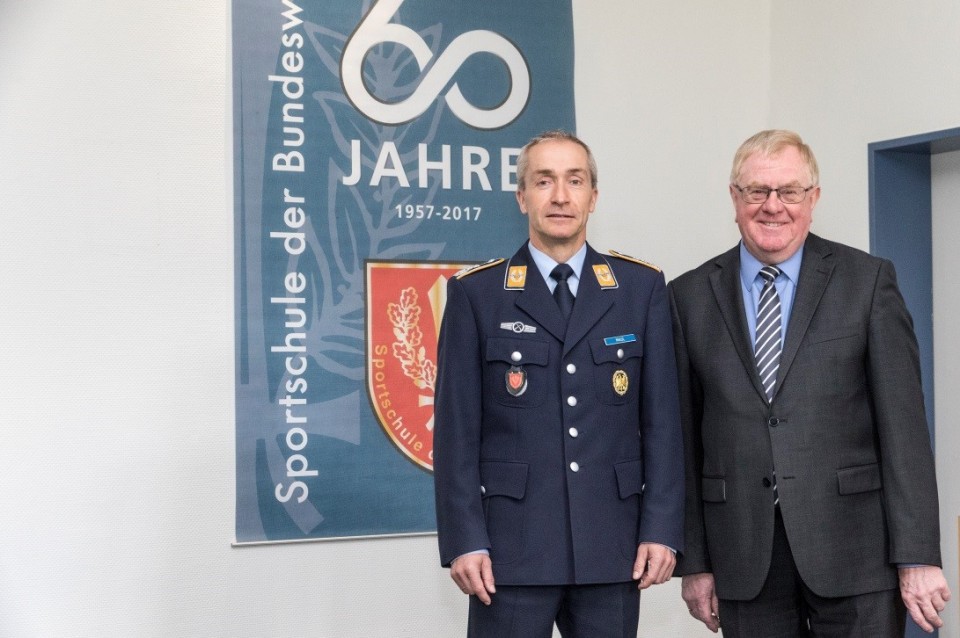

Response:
(516, 129), (598, 190)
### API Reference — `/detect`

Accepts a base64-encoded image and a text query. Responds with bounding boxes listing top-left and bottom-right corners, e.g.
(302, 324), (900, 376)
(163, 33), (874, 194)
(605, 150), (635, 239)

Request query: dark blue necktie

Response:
(551, 263), (575, 321)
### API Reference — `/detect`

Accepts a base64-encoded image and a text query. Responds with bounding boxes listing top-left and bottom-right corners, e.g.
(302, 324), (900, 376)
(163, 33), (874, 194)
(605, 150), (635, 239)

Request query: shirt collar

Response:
(738, 241), (803, 289)
(528, 241), (587, 283)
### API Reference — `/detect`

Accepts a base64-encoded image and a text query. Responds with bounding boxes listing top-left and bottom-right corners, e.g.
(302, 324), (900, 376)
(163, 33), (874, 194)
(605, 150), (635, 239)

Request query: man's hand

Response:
(632, 542), (676, 590)
(450, 553), (496, 605)
(681, 572), (720, 633)
(899, 565), (951, 633)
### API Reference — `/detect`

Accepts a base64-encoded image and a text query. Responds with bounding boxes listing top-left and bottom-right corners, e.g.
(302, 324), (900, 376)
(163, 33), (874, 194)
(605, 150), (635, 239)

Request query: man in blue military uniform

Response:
(434, 130), (685, 637)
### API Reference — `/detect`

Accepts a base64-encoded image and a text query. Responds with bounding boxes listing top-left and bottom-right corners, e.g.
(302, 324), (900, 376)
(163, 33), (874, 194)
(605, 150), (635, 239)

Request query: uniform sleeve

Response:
(433, 276), (490, 567)
(868, 259), (941, 566)
(636, 271), (685, 553)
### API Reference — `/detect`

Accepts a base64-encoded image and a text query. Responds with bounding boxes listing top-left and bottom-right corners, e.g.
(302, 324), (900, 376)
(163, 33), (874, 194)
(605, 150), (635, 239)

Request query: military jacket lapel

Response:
(562, 249), (614, 355)
(512, 244), (614, 348)
(512, 247), (568, 342)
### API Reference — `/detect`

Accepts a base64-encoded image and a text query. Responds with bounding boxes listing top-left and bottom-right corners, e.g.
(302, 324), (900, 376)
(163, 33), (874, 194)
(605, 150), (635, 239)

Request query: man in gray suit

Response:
(670, 130), (951, 636)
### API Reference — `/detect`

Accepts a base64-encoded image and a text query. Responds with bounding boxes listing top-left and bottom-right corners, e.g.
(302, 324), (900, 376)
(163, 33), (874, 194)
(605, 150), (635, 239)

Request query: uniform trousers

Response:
(467, 581), (640, 638)
(717, 507), (906, 637)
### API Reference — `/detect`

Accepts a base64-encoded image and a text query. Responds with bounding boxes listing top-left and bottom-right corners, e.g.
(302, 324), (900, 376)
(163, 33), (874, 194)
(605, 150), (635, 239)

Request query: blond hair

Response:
(730, 129), (819, 186)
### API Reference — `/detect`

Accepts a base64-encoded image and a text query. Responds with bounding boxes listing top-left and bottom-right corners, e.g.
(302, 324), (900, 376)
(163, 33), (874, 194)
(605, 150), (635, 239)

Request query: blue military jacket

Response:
(434, 242), (684, 585)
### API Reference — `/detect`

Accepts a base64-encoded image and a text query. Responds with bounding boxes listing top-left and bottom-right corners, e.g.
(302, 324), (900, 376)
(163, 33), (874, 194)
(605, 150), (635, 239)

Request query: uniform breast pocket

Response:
(589, 337), (642, 405)
(485, 337), (550, 407)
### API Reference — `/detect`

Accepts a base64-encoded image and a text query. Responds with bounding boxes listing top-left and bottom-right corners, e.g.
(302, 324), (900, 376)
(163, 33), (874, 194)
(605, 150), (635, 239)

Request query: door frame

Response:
(869, 126), (960, 451)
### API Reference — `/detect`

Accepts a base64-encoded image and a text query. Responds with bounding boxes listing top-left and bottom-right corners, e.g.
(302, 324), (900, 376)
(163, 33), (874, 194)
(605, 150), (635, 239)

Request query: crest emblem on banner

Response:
(366, 261), (472, 471)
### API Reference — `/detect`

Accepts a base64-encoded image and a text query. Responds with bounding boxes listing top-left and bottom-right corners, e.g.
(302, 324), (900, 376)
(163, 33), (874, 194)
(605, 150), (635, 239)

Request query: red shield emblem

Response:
(506, 367), (527, 396)
(366, 261), (472, 472)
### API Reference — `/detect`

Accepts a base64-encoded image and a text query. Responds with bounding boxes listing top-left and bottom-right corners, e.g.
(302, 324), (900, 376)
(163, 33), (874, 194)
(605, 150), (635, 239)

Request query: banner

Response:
(233, 0), (576, 543)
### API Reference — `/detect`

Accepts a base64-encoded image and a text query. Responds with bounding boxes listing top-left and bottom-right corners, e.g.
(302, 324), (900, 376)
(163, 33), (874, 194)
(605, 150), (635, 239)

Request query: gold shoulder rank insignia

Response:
(455, 258), (504, 279)
(608, 250), (661, 273)
(592, 263), (618, 289)
(504, 265), (527, 289)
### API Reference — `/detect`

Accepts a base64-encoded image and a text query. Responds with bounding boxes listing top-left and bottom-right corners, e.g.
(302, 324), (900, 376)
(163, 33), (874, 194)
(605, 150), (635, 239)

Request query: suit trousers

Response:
(717, 507), (906, 638)
(467, 582), (640, 638)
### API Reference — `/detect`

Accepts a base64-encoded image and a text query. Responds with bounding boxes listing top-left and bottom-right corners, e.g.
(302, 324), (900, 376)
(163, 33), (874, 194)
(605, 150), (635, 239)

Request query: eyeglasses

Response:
(733, 184), (815, 204)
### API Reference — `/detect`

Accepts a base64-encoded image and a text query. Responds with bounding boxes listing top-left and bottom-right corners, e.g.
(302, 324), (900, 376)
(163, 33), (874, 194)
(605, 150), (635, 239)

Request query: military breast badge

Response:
(506, 366), (528, 396)
(612, 369), (629, 396)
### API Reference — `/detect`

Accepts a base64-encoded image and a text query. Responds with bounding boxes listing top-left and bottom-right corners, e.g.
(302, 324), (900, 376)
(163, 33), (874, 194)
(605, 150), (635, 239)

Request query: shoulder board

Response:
(455, 258), (505, 279)
(608, 250), (661, 272)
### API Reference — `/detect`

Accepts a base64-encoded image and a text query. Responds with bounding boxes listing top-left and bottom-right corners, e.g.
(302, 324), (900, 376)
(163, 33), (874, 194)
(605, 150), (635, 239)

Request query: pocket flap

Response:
(614, 459), (643, 498)
(808, 324), (860, 345)
(485, 337), (549, 366)
(837, 463), (882, 495)
(590, 338), (643, 364)
(479, 461), (529, 500)
(701, 476), (726, 503)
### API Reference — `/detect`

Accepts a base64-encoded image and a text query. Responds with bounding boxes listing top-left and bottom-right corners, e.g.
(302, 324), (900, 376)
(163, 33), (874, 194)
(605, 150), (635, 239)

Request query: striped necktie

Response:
(755, 265), (782, 505)
(754, 265), (783, 402)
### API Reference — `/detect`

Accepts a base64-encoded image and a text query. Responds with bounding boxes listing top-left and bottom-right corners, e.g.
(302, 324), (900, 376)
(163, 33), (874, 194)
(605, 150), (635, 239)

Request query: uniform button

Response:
(768, 417), (780, 427)
(617, 348), (625, 359)
(566, 363), (576, 374)
(480, 485), (487, 495)
(568, 427), (578, 438)
(762, 478), (771, 488)
(569, 462), (580, 472)
(567, 396), (577, 407)
(511, 351), (522, 362)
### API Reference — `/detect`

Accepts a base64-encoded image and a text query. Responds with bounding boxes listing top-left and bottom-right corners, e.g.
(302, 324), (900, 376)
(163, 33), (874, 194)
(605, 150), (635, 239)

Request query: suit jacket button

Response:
(567, 396), (577, 407)
(566, 363), (576, 374)
(762, 478), (771, 488)
(568, 427), (578, 438)
(511, 351), (522, 362)
(480, 485), (486, 495)
(569, 462), (580, 472)
(768, 417), (780, 427)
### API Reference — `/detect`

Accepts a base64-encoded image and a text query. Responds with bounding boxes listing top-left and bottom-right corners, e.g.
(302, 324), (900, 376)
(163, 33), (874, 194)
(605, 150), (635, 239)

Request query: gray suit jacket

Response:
(669, 233), (941, 600)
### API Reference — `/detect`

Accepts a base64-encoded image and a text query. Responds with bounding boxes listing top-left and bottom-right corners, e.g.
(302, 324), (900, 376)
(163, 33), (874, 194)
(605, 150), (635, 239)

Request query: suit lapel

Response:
(774, 234), (835, 397)
(709, 246), (768, 401)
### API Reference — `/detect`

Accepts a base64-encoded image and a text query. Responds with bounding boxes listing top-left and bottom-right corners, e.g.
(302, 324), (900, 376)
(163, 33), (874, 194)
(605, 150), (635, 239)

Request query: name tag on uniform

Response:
(604, 334), (636, 346)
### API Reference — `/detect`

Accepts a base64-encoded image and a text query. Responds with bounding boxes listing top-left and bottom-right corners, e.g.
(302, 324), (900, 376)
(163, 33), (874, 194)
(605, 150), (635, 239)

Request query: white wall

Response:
(933, 151), (960, 638)
(769, 0), (960, 250)
(577, 1), (769, 278)
(0, 0), (956, 636)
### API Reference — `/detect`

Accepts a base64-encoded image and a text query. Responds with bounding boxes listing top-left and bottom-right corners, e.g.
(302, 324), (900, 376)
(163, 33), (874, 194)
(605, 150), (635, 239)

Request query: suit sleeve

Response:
(868, 260), (942, 566)
(669, 282), (710, 575)
(433, 276), (489, 567)
(636, 272), (685, 553)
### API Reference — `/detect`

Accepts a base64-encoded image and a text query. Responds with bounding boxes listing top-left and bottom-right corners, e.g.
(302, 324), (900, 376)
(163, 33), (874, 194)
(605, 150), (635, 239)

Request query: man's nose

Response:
(552, 182), (569, 204)
(761, 189), (785, 212)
